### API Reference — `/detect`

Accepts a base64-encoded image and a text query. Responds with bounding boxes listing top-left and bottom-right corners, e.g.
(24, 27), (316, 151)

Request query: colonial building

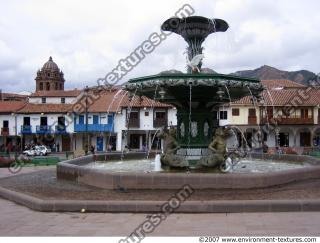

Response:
(220, 79), (320, 154)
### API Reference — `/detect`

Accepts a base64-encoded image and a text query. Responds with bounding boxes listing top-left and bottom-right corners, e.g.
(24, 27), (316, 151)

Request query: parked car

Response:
(23, 145), (51, 156)
(35, 145), (51, 156)
(23, 149), (36, 156)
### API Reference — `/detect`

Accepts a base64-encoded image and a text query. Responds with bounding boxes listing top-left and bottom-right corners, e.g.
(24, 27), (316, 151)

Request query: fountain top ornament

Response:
(161, 16), (229, 46)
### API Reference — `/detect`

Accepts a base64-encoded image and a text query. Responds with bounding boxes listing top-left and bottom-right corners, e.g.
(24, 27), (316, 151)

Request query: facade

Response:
(0, 57), (319, 155)
(220, 79), (320, 154)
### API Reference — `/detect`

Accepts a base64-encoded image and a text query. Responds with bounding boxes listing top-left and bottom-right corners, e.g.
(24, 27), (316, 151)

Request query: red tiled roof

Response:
(17, 103), (72, 113)
(0, 101), (26, 113)
(261, 79), (306, 89)
(87, 89), (126, 113)
(233, 88), (320, 106)
(31, 89), (82, 97)
(120, 95), (172, 108)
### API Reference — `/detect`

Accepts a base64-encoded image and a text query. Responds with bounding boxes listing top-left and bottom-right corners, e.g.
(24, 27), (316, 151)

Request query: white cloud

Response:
(0, 0), (320, 92)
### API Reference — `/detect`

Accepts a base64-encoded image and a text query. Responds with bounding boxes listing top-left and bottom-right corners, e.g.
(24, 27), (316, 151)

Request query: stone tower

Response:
(35, 56), (65, 91)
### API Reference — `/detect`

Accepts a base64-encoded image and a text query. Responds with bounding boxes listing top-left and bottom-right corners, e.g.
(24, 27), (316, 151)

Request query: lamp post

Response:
(11, 113), (17, 159)
(84, 86), (89, 155)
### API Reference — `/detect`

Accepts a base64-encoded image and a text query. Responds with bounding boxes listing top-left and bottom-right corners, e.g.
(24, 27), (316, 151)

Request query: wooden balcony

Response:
(248, 116), (257, 125)
(1, 127), (9, 136)
(260, 117), (314, 125)
(153, 118), (167, 128)
(127, 118), (140, 128)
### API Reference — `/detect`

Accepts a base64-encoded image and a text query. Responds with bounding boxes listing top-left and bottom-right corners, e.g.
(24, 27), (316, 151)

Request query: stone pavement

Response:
(1, 197), (320, 236)
(1, 167), (320, 236)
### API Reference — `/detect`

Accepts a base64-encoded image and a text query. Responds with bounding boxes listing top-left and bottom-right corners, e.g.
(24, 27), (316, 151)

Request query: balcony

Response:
(248, 116), (257, 125)
(21, 125), (32, 134)
(127, 118), (140, 128)
(153, 118), (167, 128)
(74, 124), (113, 132)
(1, 127), (9, 136)
(55, 125), (67, 134)
(260, 117), (314, 125)
(36, 125), (52, 134)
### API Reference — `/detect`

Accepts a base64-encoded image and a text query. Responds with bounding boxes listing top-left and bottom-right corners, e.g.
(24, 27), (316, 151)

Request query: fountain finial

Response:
(161, 16), (229, 73)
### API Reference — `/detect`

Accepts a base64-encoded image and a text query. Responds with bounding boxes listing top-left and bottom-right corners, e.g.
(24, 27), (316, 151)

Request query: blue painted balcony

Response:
(36, 125), (52, 134)
(74, 123), (113, 132)
(55, 125), (67, 134)
(21, 125), (32, 134)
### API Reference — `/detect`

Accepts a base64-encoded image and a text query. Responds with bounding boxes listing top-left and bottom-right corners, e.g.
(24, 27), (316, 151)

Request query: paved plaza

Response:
(0, 167), (320, 236)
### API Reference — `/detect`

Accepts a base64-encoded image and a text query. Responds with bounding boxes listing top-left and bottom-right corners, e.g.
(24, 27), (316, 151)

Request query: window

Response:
(39, 83), (43, 90)
(232, 108), (239, 116)
(40, 117), (47, 126)
(46, 82), (50, 90)
(130, 111), (139, 119)
(23, 117), (30, 126)
(3, 120), (9, 128)
(61, 98), (65, 104)
(93, 115), (99, 124)
(57, 116), (65, 130)
(47, 73), (50, 77)
(278, 133), (289, 147)
(248, 108), (256, 117)
(219, 110), (228, 120)
(301, 109), (309, 118)
(41, 97), (46, 104)
(267, 107), (273, 118)
(79, 115), (84, 124)
(145, 111), (149, 116)
(155, 111), (166, 119)
(300, 132), (311, 147)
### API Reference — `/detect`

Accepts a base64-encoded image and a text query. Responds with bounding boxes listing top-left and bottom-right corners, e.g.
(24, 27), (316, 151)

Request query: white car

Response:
(35, 145), (51, 156)
(23, 145), (51, 156)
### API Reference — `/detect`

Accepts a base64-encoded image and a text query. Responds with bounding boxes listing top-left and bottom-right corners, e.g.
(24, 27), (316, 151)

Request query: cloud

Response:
(0, 0), (320, 92)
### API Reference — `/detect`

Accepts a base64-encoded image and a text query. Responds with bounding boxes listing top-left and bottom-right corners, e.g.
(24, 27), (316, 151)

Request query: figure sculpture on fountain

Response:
(200, 127), (231, 168)
(158, 127), (188, 168)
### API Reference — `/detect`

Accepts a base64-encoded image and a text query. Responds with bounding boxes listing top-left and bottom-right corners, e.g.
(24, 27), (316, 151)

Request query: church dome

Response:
(42, 56), (59, 71)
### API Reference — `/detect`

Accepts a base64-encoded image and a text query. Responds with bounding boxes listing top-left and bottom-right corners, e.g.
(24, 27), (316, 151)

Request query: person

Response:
(262, 143), (268, 153)
(52, 143), (56, 152)
(142, 143), (147, 152)
(90, 145), (95, 154)
(56, 143), (60, 152)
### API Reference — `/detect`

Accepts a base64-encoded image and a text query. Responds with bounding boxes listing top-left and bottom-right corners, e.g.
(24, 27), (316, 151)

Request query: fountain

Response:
(125, 16), (264, 168)
(57, 15), (319, 191)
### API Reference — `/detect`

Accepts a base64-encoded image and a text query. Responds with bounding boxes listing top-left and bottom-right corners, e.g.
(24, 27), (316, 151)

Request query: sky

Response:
(1, 0), (320, 92)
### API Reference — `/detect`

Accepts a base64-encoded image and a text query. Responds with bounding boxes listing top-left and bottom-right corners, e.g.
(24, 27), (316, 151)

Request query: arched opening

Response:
(46, 82), (50, 90)
(39, 82), (43, 90)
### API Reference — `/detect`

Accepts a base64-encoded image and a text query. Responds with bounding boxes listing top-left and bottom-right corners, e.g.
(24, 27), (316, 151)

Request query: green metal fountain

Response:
(125, 16), (264, 168)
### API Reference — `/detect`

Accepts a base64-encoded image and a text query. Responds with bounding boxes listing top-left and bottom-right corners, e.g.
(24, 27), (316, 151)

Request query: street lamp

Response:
(84, 86), (89, 155)
(11, 113), (17, 159)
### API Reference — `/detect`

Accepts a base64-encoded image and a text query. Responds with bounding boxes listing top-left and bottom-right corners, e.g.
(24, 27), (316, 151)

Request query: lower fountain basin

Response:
(57, 152), (320, 190)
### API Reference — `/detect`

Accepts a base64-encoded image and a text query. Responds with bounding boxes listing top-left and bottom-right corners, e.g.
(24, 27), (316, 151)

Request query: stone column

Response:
(139, 135), (143, 150)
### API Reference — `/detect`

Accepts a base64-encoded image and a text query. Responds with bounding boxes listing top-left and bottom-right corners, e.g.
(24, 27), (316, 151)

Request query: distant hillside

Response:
(232, 65), (317, 86)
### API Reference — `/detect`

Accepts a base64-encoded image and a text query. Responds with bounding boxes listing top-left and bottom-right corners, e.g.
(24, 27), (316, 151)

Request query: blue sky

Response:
(1, 0), (320, 92)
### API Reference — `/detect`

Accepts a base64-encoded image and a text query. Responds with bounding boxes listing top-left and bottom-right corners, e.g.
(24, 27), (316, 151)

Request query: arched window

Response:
(46, 82), (50, 90)
(39, 82), (43, 90)
(60, 83), (63, 90)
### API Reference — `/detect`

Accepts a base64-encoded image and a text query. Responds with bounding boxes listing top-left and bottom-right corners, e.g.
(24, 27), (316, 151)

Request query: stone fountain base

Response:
(57, 152), (320, 190)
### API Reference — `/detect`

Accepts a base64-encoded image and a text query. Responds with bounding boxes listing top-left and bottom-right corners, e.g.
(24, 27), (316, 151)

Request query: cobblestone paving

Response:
(1, 167), (320, 236)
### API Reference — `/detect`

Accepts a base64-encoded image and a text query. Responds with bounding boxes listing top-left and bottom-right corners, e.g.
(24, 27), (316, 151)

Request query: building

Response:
(220, 79), (320, 153)
(35, 56), (65, 91)
(0, 56), (319, 155)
